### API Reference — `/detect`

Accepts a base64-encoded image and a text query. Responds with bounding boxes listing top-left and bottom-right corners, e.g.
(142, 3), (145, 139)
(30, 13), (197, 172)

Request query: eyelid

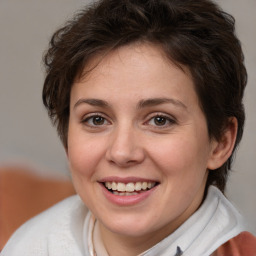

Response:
(146, 112), (176, 121)
(145, 112), (177, 127)
(81, 112), (104, 120)
(81, 112), (111, 126)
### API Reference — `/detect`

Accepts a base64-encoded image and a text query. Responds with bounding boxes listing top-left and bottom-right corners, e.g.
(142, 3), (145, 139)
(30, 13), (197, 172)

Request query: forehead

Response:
(71, 43), (198, 108)
(76, 42), (190, 81)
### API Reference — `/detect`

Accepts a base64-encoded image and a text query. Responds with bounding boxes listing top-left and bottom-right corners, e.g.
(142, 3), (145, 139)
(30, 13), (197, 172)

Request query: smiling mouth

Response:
(103, 181), (158, 196)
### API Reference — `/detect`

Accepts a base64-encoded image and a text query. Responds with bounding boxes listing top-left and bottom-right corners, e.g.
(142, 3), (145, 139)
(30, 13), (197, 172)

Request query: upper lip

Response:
(98, 176), (159, 184)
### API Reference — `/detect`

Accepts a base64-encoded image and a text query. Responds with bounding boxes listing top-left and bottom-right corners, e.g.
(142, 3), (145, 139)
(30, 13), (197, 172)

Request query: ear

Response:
(207, 117), (238, 170)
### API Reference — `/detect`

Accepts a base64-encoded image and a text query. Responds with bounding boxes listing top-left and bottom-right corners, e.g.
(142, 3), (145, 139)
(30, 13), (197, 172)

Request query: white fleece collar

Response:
(140, 186), (246, 256)
(84, 186), (246, 256)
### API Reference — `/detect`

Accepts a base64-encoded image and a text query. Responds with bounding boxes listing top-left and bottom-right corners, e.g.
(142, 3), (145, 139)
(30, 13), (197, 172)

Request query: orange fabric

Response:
(0, 167), (76, 250)
(212, 231), (256, 256)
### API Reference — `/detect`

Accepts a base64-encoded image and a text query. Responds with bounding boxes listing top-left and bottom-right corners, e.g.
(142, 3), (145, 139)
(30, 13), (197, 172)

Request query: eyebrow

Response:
(74, 98), (110, 109)
(137, 98), (187, 109)
(73, 97), (187, 110)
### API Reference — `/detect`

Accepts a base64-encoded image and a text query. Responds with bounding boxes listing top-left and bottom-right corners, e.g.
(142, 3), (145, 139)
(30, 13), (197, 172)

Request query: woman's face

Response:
(68, 43), (217, 245)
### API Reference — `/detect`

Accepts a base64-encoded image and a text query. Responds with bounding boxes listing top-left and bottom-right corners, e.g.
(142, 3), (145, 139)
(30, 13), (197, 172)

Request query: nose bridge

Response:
(106, 122), (145, 167)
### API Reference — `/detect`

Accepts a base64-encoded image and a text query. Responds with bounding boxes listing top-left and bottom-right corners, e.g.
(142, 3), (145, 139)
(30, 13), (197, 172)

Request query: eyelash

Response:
(81, 113), (176, 129)
(146, 114), (176, 128)
(81, 113), (110, 127)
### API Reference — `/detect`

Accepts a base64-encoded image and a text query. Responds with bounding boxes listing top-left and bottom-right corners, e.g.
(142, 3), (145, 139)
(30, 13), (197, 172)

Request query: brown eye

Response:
(82, 114), (108, 126)
(92, 116), (105, 125)
(147, 114), (176, 128)
(154, 116), (167, 126)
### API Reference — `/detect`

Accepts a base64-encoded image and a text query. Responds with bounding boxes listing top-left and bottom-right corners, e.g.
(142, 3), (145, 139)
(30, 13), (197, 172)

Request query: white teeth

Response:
(142, 182), (147, 190)
(106, 182), (112, 190)
(104, 181), (156, 193)
(135, 182), (142, 191)
(113, 191), (139, 196)
(126, 182), (135, 192)
(117, 182), (126, 192)
(147, 182), (156, 189)
(112, 182), (117, 191)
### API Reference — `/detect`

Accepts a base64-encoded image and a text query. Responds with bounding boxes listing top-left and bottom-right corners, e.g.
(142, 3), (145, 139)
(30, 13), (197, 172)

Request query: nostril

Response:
(106, 145), (146, 167)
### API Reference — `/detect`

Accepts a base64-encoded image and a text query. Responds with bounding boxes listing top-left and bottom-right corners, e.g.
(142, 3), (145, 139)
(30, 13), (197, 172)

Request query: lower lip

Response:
(100, 183), (158, 206)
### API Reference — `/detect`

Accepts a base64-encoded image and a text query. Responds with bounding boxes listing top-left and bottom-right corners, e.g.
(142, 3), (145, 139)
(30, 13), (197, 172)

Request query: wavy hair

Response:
(43, 0), (247, 192)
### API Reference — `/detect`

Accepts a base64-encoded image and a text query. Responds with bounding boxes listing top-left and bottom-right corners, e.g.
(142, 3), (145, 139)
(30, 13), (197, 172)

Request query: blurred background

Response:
(0, 0), (255, 235)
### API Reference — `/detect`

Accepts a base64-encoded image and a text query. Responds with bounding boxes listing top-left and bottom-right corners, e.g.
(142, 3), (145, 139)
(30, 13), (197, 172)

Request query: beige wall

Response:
(216, 0), (256, 235)
(0, 0), (255, 234)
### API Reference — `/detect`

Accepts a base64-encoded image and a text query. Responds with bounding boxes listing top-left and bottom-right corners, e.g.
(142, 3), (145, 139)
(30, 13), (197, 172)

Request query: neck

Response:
(98, 221), (182, 256)
(97, 184), (206, 256)
(99, 224), (154, 256)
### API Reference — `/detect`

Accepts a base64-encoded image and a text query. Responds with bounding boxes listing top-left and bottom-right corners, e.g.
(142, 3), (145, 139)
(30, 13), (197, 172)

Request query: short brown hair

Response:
(43, 0), (247, 192)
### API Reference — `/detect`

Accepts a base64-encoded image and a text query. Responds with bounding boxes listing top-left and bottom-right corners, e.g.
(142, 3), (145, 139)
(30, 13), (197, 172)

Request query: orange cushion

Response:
(0, 166), (75, 249)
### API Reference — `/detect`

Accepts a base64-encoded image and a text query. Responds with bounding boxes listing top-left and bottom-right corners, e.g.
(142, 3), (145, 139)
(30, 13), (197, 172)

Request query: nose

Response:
(105, 126), (146, 167)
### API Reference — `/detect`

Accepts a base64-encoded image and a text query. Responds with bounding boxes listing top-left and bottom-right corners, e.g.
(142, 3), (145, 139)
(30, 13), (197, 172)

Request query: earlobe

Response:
(207, 117), (238, 170)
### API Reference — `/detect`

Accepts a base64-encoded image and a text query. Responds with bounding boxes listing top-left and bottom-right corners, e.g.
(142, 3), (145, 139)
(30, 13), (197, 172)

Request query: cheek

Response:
(149, 134), (210, 177)
(67, 137), (106, 205)
(67, 131), (106, 178)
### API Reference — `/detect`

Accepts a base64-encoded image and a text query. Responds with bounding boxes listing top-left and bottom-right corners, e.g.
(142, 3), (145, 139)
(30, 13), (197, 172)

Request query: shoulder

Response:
(1, 195), (88, 256)
(184, 186), (248, 255)
(212, 231), (256, 256)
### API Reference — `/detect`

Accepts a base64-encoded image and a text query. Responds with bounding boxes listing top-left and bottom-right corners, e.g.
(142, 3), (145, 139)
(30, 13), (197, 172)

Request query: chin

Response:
(100, 214), (161, 238)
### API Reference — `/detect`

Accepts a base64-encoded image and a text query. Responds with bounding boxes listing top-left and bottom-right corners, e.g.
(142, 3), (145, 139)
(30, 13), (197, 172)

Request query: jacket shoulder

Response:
(212, 231), (256, 256)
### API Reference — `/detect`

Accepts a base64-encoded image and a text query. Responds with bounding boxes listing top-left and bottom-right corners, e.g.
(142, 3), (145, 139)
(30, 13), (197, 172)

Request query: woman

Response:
(2, 0), (255, 255)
